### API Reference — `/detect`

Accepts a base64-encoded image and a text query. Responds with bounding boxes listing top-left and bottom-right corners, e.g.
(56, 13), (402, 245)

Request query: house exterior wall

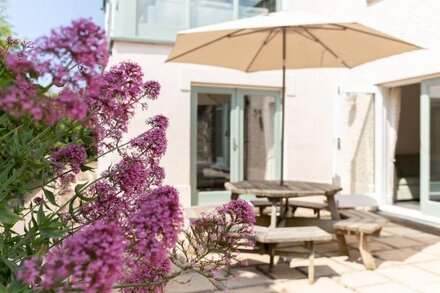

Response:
(104, 0), (440, 212)
(103, 39), (341, 206)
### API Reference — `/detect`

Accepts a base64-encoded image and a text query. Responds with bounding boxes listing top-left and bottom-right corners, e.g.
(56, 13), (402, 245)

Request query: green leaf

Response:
(27, 160), (46, 169)
(75, 182), (94, 202)
(0, 204), (22, 225)
(0, 256), (18, 272)
(40, 228), (65, 239)
(36, 205), (44, 225)
(80, 164), (94, 172)
(74, 182), (88, 195)
(43, 189), (58, 207)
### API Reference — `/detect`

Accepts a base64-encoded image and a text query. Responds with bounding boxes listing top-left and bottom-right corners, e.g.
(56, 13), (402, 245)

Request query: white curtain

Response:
(262, 98), (276, 180)
(385, 87), (402, 204)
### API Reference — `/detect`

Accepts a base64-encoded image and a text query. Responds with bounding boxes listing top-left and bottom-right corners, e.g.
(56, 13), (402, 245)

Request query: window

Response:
(239, 0), (276, 18)
(108, 0), (280, 43)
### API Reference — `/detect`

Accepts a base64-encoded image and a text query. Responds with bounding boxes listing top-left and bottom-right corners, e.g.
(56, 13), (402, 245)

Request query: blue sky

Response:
(7, 0), (104, 40)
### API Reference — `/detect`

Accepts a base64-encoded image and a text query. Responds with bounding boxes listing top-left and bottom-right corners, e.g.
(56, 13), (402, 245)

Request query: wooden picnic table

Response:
(225, 180), (342, 228)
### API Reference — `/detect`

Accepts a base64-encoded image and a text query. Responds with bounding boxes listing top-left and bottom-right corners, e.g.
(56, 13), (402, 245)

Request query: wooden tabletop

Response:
(225, 180), (342, 198)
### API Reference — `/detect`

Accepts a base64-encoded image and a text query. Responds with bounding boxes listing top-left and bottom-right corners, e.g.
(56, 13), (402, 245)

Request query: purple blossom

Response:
(122, 258), (171, 293)
(6, 36), (19, 46)
(40, 221), (125, 292)
(80, 181), (128, 224)
(217, 199), (256, 225)
(130, 127), (167, 157)
(50, 144), (87, 185)
(32, 18), (108, 91)
(57, 89), (88, 120)
(128, 186), (183, 266)
(84, 62), (146, 151)
(188, 200), (256, 270)
(0, 75), (40, 120)
(147, 114), (169, 129)
(109, 156), (151, 196)
(143, 80), (161, 100)
(5, 52), (34, 74)
(33, 197), (44, 205)
(17, 258), (40, 285)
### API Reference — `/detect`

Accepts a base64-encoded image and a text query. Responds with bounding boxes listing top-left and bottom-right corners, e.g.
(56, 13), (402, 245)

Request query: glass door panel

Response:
(428, 86), (440, 202)
(420, 79), (440, 217)
(196, 92), (231, 191)
(191, 87), (280, 206)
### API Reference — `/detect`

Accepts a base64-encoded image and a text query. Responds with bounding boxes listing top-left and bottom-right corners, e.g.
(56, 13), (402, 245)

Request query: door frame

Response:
(190, 85), (281, 206)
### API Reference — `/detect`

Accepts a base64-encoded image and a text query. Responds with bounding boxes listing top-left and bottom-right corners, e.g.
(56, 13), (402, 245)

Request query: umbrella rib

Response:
(245, 29), (279, 72)
(334, 24), (419, 46)
(306, 26), (346, 31)
(301, 26), (351, 68)
(166, 29), (246, 62)
(288, 28), (315, 42)
(228, 27), (276, 38)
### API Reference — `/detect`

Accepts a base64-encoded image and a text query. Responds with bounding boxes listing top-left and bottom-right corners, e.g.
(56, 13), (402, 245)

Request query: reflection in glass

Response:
(239, 0), (276, 18)
(430, 98), (440, 202)
(243, 95), (276, 180)
(137, 0), (186, 27)
(197, 93), (231, 191)
(190, 0), (234, 27)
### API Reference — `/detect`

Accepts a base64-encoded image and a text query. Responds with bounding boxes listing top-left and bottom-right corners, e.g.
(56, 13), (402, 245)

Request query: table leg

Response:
(326, 192), (340, 220)
(270, 204), (277, 228)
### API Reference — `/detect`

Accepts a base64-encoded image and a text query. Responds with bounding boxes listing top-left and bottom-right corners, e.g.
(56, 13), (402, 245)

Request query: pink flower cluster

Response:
(80, 180), (128, 224)
(1, 19), (108, 125)
(50, 144), (87, 185)
(0, 75), (40, 119)
(189, 199), (256, 262)
(129, 186), (183, 265)
(84, 61), (163, 151)
(217, 199), (256, 225)
(16, 258), (40, 285)
(32, 18), (108, 90)
(19, 221), (125, 292)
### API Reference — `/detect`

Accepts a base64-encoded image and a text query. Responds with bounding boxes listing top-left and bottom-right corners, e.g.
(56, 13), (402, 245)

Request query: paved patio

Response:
(167, 209), (440, 293)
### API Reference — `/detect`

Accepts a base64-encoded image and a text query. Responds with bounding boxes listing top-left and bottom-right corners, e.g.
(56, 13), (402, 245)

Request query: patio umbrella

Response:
(166, 10), (420, 185)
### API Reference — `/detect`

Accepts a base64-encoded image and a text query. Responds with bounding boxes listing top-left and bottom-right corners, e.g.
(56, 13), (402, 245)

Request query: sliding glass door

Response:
(420, 78), (440, 217)
(191, 87), (281, 205)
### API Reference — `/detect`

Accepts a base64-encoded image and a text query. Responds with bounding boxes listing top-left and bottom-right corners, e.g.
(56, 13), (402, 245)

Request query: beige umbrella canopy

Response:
(167, 10), (420, 184)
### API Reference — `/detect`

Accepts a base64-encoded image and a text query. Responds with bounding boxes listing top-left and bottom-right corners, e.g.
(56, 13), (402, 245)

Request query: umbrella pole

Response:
(280, 27), (286, 186)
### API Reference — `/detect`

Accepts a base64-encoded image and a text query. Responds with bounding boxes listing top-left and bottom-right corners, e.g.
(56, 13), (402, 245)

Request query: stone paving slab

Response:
(166, 219), (440, 293)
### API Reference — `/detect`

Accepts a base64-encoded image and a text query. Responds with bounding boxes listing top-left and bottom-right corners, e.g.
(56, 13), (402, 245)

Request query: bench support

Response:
(307, 241), (315, 284)
(357, 233), (376, 270)
(336, 233), (349, 256)
(269, 244), (276, 271)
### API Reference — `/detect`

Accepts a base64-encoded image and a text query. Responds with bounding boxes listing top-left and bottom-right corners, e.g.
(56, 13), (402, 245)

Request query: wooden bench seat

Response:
(289, 200), (328, 218)
(333, 210), (388, 270)
(251, 226), (332, 284)
(250, 199), (275, 215)
(251, 199), (328, 218)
